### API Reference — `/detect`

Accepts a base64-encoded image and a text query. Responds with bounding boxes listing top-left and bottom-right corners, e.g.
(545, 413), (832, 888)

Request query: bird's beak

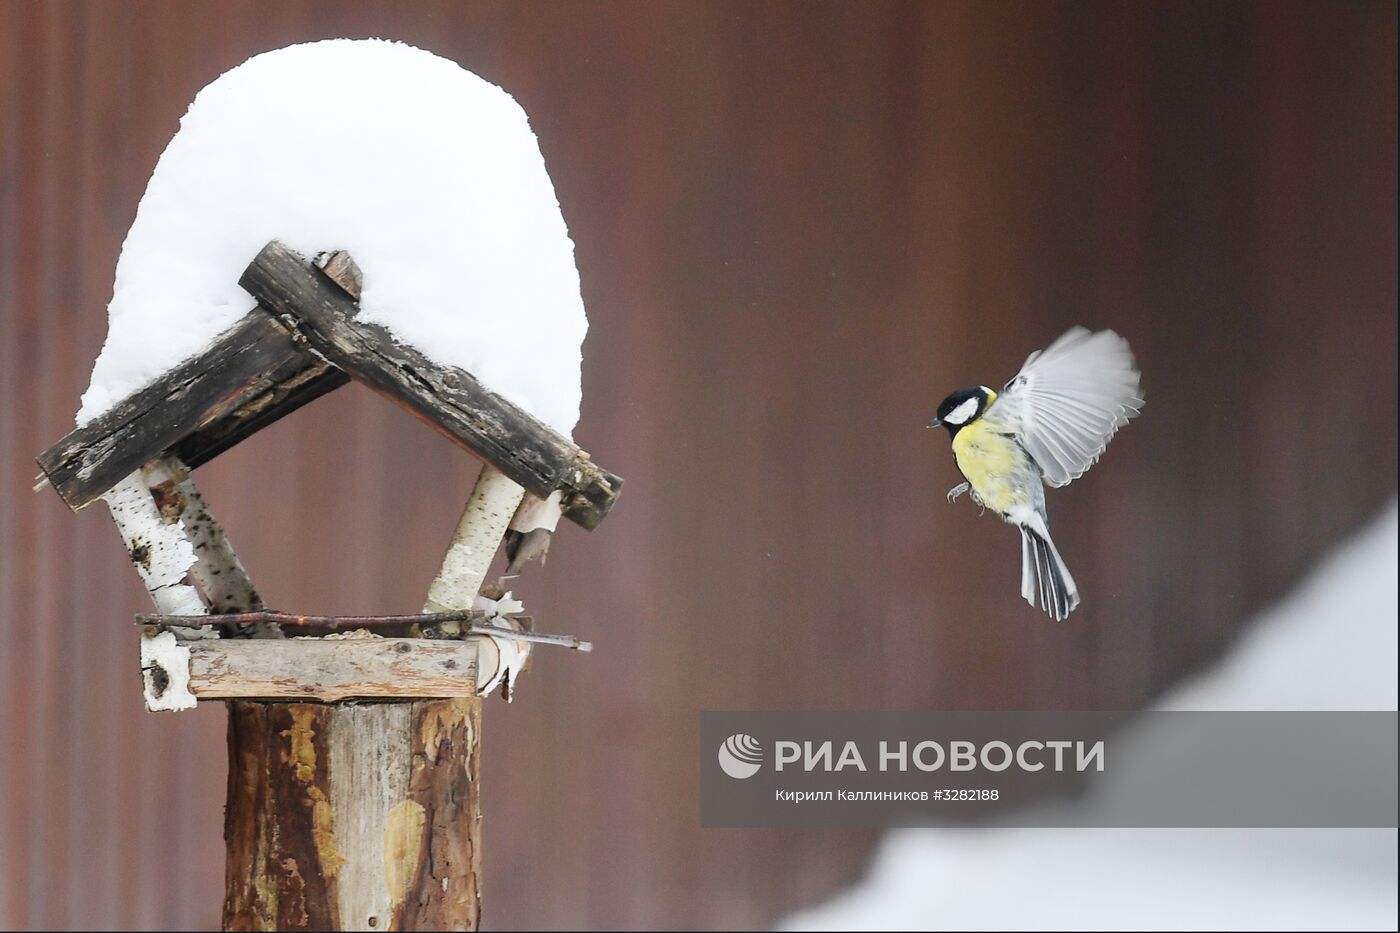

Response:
(927, 417), (941, 429)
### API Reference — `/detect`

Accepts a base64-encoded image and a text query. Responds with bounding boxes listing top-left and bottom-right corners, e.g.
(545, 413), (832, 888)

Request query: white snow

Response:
(78, 38), (586, 435)
(781, 502), (1399, 932)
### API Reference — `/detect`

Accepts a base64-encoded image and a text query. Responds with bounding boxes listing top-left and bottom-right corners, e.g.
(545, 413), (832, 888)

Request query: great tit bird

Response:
(928, 327), (1143, 620)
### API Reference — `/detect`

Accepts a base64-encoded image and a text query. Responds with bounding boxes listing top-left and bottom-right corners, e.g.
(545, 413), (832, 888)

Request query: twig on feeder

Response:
(467, 623), (591, 653)
(136, 608), (490, 629)
(135, 610), (592, 651)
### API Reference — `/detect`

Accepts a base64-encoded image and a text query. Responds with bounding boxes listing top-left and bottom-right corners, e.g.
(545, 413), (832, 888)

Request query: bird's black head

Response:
(928, 385), (996, 436)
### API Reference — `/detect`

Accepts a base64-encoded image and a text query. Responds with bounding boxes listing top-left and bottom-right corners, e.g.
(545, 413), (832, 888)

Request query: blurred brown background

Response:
(0, 1), (1395, 930)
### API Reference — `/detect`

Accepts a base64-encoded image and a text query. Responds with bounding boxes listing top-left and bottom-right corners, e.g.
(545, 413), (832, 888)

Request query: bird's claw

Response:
(946, 482), (970, 503)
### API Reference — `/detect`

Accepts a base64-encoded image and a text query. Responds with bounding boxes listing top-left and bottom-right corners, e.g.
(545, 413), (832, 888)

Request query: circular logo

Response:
(718, 733), (763, 779)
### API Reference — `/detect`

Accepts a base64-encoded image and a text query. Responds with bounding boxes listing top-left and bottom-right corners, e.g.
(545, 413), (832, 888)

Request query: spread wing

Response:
(984, 326), (1144, 487)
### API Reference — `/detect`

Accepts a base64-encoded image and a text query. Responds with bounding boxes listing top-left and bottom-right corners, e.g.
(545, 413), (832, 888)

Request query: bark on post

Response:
(223, 698), (482, 931)
(223, 462), (524, 931)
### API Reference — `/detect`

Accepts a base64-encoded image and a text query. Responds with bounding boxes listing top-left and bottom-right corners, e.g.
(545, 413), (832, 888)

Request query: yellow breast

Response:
(951, 420), (1026, 514)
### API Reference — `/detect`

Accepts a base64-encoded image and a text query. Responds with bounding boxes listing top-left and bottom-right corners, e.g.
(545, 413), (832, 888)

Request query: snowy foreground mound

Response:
(783, 502), (1399, 932)
(78, 38), (586, 435)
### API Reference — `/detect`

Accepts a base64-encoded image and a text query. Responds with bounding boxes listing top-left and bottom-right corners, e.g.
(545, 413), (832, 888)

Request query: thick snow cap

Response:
(78, 38), (586, 436)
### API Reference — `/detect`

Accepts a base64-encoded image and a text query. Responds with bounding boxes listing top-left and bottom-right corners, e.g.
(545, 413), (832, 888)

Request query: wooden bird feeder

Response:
(36, 241), (622, 930)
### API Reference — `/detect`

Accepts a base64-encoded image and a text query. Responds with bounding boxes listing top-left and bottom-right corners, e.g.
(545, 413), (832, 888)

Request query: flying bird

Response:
(928, 327), (1144, 620)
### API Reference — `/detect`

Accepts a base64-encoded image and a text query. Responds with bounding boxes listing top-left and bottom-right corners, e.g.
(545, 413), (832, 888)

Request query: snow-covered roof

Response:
(78, 38), (586, 436)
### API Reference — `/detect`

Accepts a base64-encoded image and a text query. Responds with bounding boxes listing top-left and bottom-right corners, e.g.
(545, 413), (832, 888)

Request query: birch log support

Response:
(428, 464), (531, 700)
(426, 464), (526, 613)
(103, 455), (265, 708)
(224, 463), (523, 932)
(142, 458), (265, 615)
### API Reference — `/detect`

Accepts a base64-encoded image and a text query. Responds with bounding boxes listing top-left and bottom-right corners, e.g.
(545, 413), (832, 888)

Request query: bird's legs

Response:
(946, 482), (970, 503)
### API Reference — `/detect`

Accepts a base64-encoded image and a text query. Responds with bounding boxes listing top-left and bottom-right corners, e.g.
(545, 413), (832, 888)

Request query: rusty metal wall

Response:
(0, 1), (1395, 929)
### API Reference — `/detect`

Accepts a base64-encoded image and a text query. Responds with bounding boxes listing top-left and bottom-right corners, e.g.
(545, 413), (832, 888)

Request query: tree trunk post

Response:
(222, 463), (523, 931)
(222, 698), (482, 930)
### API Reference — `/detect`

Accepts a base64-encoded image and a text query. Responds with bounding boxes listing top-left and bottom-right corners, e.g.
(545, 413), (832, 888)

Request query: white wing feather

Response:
(987, 326), (1144, 487)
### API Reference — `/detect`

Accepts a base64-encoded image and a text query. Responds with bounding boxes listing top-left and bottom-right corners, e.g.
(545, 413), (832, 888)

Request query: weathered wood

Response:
(37, 242), (623, 528)
(49, 239), (605, 927)
(239, 240), (623, 530)
(400, 699), (482, 930)
(37, 241), (526, 925)
(182, 251), (354, 468)
(224, 701), (340, 931)
(177, 362), (348, 471)
(37, 311), (342, 511)
(223, 699), (481, 930)
(315, 250), (365, 299)
(176, 637), (483, 701)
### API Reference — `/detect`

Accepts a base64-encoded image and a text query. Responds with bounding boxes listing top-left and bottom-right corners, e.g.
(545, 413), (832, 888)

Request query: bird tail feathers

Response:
(1019, 525), (1080, 621)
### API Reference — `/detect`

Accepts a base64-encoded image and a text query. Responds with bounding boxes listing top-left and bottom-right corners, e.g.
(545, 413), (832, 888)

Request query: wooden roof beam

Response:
(36, 241), (622, 531)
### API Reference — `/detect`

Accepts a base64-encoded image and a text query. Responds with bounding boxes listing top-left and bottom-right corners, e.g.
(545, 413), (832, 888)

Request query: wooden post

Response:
(223, 697), (482, 930)
(223, 463), (523, 931)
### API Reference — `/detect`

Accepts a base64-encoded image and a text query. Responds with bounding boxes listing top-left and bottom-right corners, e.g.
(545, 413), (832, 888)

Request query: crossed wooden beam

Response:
(38, 239), (621, 529)
(36, 241), (623, 708)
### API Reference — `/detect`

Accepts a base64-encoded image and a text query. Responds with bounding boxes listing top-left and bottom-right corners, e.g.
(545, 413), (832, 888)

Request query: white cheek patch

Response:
(944, 397), (980, 425)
